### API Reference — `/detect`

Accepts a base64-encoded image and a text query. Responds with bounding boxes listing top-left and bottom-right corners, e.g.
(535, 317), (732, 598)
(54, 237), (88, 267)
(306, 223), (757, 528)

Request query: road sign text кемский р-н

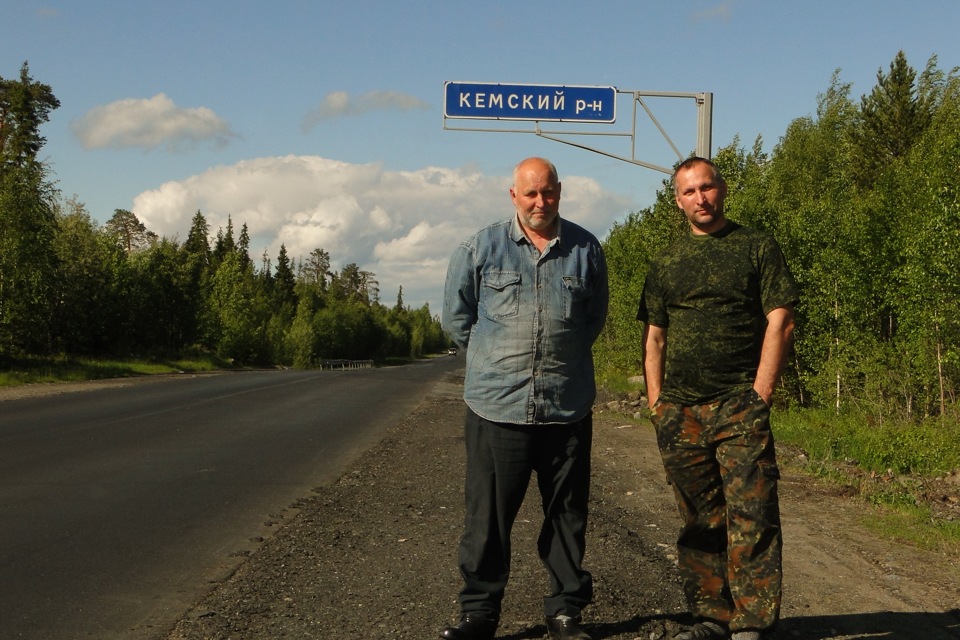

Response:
(444, 82), (616, 123)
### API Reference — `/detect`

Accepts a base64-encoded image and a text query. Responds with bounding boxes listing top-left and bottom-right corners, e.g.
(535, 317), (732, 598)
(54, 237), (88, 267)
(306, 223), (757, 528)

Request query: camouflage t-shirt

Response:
(637, 221), (798, 404)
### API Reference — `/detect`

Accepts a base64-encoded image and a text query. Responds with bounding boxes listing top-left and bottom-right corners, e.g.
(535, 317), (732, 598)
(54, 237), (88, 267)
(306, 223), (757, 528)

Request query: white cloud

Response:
(132, 156), (633, 312)
(302, 90), (429, 130)
(71, 93), (235, 151)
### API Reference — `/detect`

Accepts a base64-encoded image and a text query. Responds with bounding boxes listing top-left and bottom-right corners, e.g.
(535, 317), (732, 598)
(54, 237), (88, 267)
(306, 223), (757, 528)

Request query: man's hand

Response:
(753, 305), (795, 406)
(642, 324), (667, 409)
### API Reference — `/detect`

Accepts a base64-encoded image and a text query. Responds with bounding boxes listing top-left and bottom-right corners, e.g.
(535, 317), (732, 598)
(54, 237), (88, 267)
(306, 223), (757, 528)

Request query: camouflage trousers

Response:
(651, 389), (782, 632)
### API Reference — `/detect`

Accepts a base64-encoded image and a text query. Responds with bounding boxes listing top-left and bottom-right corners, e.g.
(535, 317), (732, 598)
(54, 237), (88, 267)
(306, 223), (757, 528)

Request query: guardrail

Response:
(319, 359), (374, 370)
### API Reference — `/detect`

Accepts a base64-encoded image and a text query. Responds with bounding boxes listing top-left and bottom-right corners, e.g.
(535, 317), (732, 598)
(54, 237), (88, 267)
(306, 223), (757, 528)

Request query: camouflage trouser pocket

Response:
(649, 399), (687, 452)
(648, 398), (663, 421)
(743, 387), (770, 413)
(728, 388), (772, 432)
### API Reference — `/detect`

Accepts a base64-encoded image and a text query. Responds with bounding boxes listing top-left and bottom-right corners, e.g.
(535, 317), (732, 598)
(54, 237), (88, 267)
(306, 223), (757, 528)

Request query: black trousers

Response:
(457, 408), (593, 619)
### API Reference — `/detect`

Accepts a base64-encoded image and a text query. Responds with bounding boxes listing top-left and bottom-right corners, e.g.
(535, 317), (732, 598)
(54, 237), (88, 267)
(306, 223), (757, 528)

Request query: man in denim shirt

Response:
(440, 157), (608, 640)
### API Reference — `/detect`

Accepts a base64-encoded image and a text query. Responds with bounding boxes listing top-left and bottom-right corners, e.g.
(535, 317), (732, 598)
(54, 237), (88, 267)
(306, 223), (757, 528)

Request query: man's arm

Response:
(754, 304), (795, 405)
(441, 244), (478, 349)
(586, 249), (610, 345)
(642, 323), (667, 409)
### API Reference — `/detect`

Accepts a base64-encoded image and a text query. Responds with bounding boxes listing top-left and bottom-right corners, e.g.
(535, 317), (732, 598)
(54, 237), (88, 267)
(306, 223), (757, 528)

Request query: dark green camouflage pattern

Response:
(637, 222), (798, 405)
(651, 389), (782, 632)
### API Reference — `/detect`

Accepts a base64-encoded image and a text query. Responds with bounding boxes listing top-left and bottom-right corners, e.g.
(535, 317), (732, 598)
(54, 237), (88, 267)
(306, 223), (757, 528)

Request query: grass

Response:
(0, 350), (451, 386)
(597, 369), (646, 397)
(784, 446), (960, 555)
(0, 353), (232, 387)
(860, 506), (960, 552)
(773, 407), (960, 553)
(773, 407), (960, 477)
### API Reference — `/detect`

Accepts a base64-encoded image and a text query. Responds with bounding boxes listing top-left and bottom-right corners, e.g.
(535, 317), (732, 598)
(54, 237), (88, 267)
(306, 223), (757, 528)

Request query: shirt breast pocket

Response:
(480, 271), (521, 320)
(562, 276), (590, 321)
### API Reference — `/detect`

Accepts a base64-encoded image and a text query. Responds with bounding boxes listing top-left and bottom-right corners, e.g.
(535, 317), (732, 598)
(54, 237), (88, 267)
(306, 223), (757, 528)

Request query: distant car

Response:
(447, 347), (458, 355)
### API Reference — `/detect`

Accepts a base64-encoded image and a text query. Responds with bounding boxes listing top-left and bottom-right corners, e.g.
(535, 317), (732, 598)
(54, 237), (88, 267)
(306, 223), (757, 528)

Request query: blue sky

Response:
(4, 0), (959, 312)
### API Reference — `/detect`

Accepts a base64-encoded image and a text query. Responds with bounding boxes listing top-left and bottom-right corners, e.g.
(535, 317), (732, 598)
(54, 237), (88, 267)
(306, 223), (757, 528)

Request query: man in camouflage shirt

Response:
(636, 157), (798, 640)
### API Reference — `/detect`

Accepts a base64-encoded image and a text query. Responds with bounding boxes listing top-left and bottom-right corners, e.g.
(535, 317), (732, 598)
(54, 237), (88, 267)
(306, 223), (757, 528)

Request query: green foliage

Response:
(774, 407), (960, 551)
(0, 63), (60, 359)
(595, 53), (960, 556)
(861, 506), (960, 552)
(853, 50), (935, 187)
(597, 51), (960, 423)
(775, 408), (960, 476)
(0, 352), (231, 386)
(885, 73), (960, 418)
(273, 244), (296, 308)
(595, 176), (685, 380)
(208, 251), (263, 363)
(287, 295), (320, 368)
(0, 62), (60, 169)
(0, 163), (58, 356)
(3, 186), (445, 368)
(0, 62), (445, 369)
(50, 197), (127, 354)
(104, 208), (157, 253)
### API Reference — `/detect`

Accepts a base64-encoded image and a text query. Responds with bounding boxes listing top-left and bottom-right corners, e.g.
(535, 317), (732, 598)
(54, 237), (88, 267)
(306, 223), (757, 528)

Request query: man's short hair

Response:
(673, 156), (725, 194)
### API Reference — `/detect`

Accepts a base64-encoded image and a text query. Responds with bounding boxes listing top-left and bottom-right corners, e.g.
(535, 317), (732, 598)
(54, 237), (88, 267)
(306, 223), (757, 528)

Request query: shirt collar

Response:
(510, 214), (562, 247)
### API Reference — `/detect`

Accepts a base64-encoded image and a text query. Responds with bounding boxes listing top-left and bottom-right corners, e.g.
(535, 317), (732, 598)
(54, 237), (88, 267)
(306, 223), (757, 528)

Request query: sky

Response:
(4, 0), (959, 313)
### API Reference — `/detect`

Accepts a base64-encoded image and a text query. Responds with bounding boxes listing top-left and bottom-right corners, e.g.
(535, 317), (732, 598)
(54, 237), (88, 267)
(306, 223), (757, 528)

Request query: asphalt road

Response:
(0, 356), (462, 639)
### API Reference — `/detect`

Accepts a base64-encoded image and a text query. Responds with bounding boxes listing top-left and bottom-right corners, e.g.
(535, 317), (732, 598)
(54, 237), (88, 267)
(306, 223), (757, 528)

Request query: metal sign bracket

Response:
(443, 89), (713, 174)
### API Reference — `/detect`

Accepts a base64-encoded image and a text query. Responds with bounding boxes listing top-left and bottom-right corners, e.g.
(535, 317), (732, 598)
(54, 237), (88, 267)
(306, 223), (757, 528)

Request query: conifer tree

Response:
(853, 51), (933, 187)
(273, 244), (297, 307)
(0, 62), (60, 356)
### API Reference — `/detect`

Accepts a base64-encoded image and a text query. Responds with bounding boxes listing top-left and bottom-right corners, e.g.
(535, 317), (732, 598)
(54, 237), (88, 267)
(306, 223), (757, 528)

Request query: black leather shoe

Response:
(440, 613), (499, 640)
(546, 614), (592, 640)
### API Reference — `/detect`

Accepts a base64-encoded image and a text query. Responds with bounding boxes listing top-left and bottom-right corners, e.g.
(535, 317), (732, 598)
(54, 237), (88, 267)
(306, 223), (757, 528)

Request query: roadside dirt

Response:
(0, 378), (141, 401)
(162, 369), (959, 639)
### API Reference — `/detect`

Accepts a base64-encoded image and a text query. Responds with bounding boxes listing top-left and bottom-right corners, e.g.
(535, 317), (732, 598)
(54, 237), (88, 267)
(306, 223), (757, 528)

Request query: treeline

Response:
(597, 51), (960, 423)
(0, 63), (447, 367)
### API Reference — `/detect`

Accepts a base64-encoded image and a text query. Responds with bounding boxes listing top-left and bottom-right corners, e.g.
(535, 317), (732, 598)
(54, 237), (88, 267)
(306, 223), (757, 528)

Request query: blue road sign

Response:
(444, 82), (616, 123)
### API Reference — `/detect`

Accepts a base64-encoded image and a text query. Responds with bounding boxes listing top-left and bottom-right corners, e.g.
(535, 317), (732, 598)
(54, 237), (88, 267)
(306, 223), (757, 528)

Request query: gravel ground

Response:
(164, 369), (960, 640)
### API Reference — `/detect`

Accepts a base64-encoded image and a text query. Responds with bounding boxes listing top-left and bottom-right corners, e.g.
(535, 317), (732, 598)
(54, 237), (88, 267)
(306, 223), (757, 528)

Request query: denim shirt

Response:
(442, 215), (608, 425)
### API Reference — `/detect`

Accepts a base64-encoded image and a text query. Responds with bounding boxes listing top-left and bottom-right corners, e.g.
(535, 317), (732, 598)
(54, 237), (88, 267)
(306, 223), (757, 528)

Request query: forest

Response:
(596, 52), (960, 477)
(0, 64), (448, 368)
(3, 52), (959, 431)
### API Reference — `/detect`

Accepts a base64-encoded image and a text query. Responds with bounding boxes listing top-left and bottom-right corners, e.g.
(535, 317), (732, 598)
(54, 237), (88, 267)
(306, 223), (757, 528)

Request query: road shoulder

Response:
(166, 373), (960, 640)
